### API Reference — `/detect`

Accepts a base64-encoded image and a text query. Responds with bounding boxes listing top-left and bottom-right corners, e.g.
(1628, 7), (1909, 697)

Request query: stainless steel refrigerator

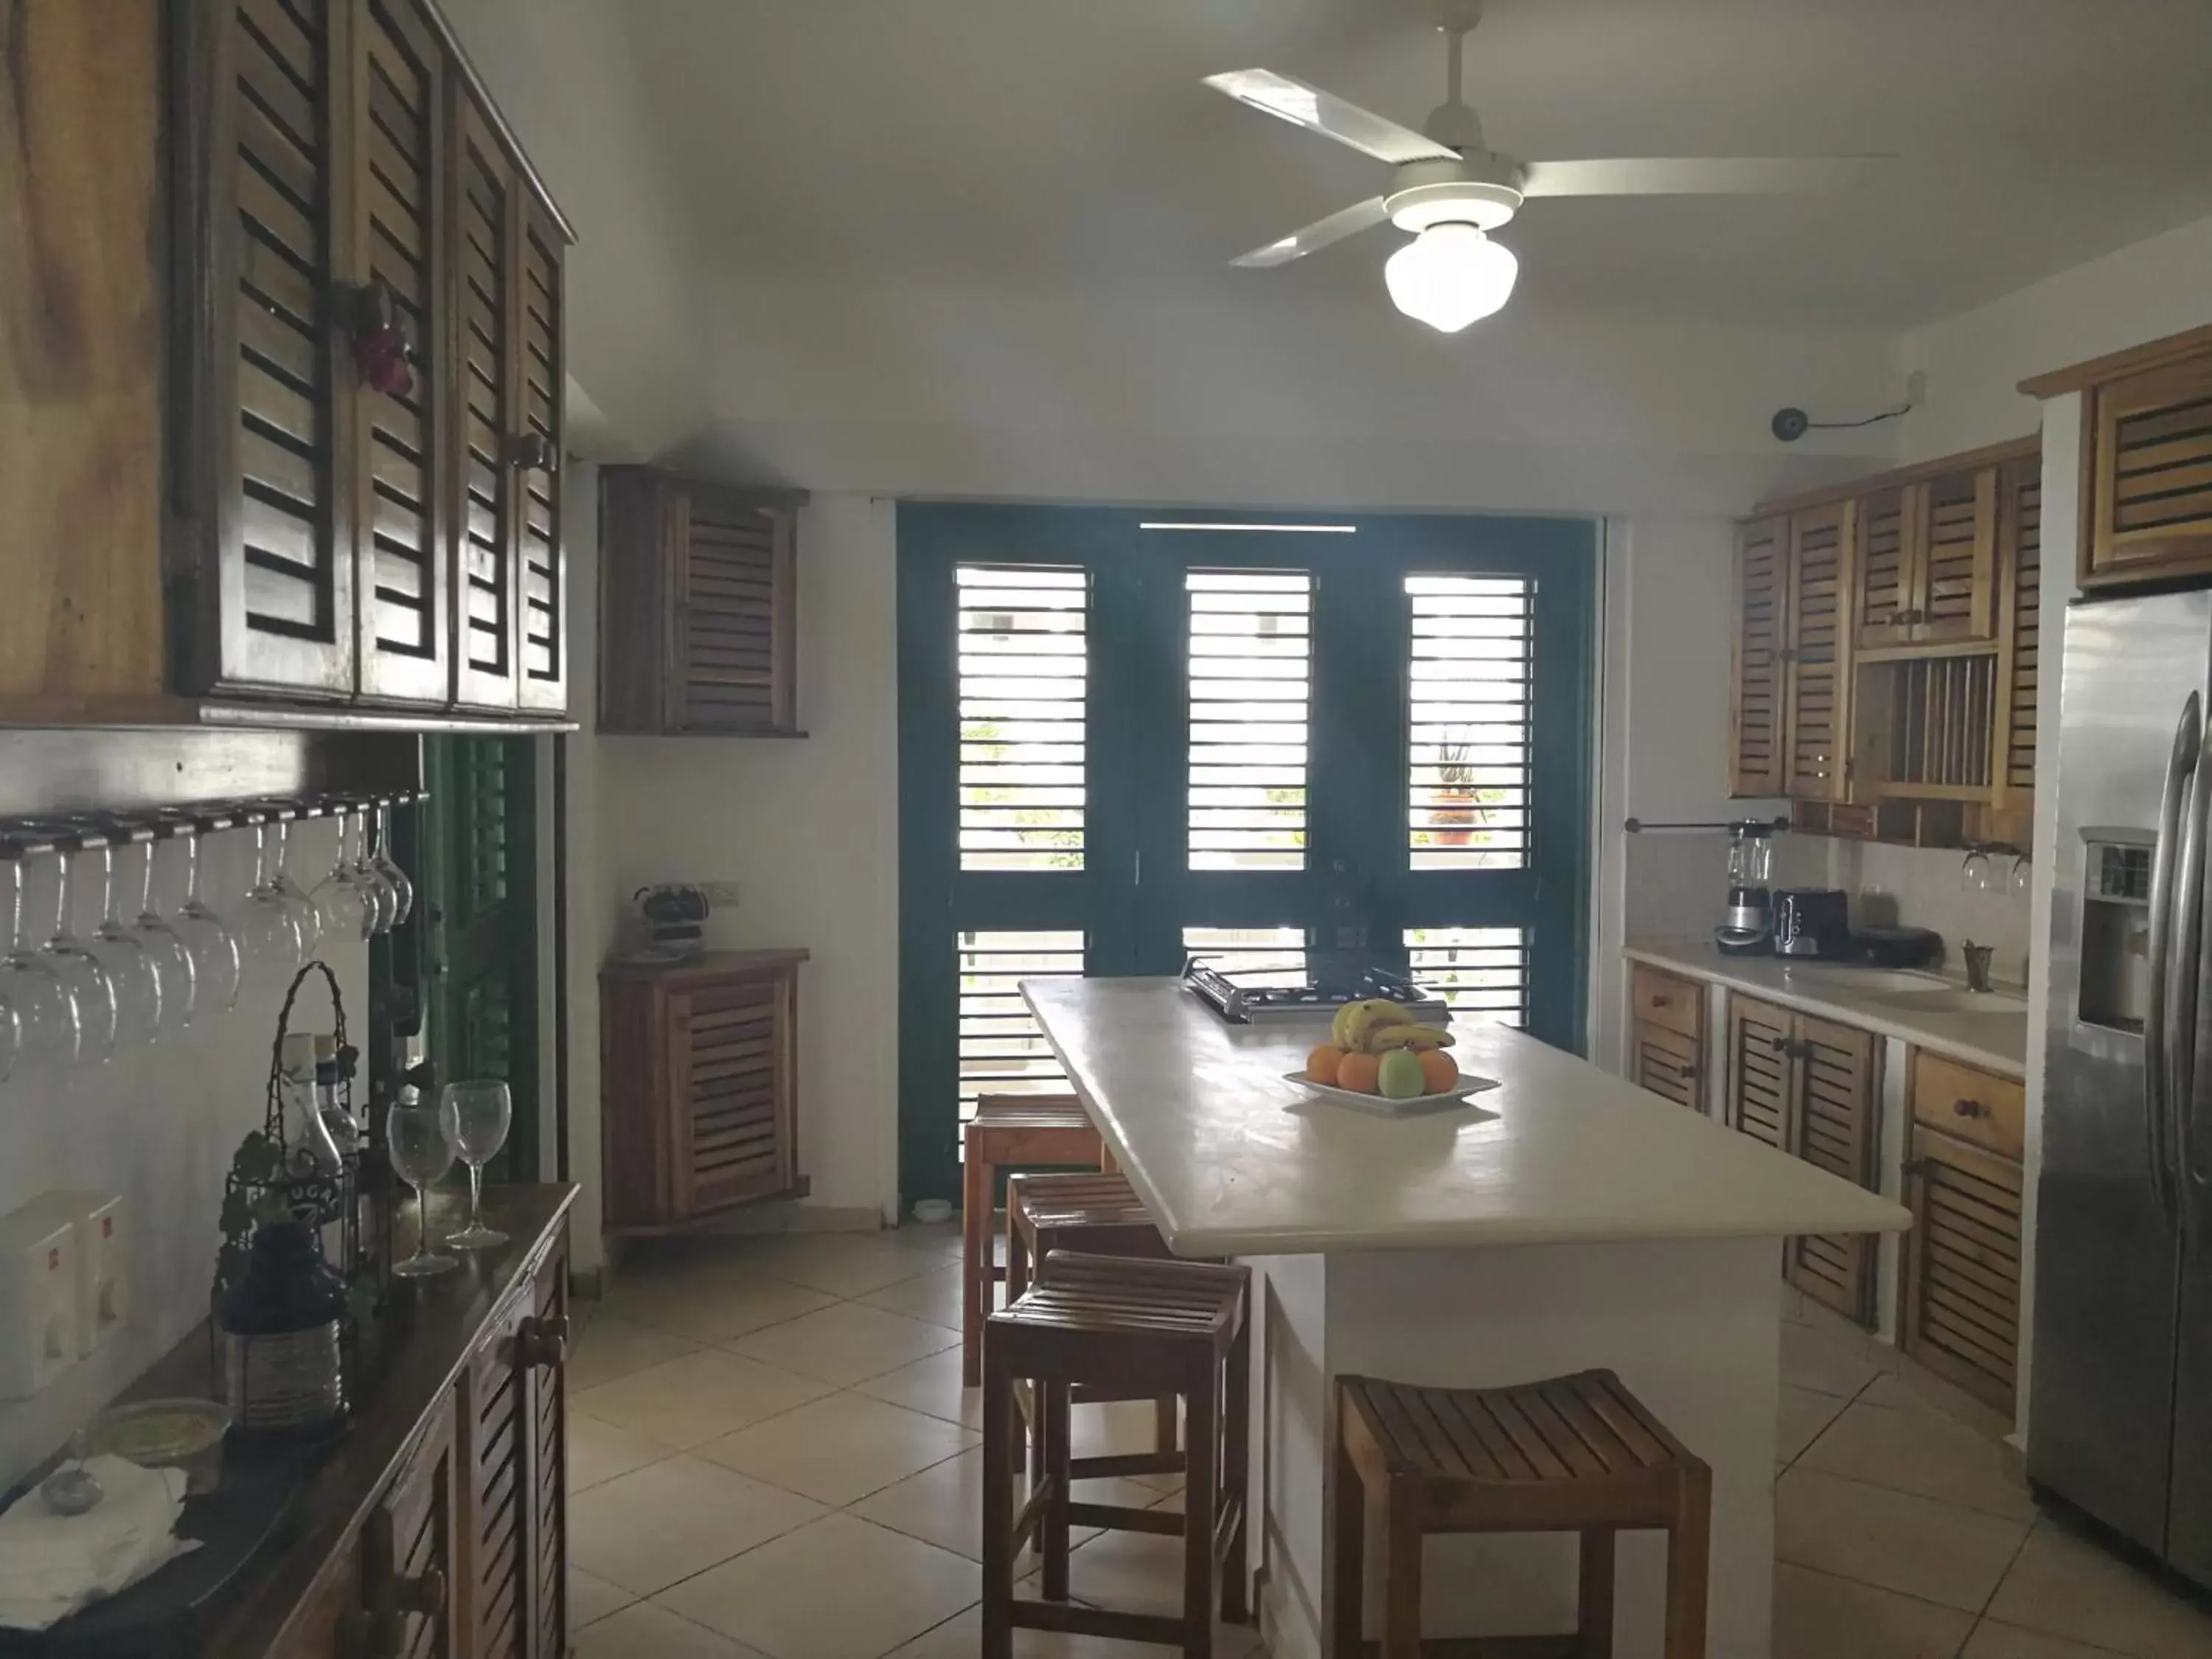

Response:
(2037, 588), (2212, 1585)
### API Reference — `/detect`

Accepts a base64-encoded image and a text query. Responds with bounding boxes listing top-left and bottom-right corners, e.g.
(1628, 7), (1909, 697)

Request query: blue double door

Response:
(896, 506), (1596, 1203)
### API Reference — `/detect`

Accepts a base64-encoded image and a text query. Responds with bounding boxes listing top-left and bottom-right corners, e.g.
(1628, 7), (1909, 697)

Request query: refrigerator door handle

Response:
(2149, 693), (2201, 1228)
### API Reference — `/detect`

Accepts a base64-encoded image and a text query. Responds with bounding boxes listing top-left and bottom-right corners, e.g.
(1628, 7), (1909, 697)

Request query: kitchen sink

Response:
(1857, 987), (2029, 1016)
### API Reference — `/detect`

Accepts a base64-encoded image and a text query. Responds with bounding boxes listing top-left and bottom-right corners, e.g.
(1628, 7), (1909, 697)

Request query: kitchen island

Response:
(1023, 975), (1910, 1659)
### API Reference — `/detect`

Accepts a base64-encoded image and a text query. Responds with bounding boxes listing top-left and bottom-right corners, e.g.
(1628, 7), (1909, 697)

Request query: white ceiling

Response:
(617, 0), (2212, 327)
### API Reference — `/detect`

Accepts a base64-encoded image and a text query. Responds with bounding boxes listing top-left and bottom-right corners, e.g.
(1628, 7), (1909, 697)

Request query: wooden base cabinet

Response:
(602, 949), (810, 1231)
(1629, 965), (1706, 1110)
(1725, 996), (1882, 1324)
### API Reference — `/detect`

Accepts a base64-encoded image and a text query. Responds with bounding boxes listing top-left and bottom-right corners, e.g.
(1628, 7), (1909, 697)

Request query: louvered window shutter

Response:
(1729, 517), (1788, 796)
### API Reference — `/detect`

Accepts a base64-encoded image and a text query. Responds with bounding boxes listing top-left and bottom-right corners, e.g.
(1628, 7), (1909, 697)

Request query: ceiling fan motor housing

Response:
(1385, 156), (1525, 232)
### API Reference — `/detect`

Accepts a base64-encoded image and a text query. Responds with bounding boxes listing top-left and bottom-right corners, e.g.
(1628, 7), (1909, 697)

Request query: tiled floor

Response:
(565, 1227), (2212, 1659)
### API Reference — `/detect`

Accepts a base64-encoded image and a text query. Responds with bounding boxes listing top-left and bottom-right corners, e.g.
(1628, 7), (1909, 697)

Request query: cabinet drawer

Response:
(1632, 1019), (1701, 1110)
(1912, 1049), (2024, 1158)
(1630, 965), (1704, 1037)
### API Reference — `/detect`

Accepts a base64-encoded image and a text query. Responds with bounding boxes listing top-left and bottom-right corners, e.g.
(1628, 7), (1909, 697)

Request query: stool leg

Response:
(1007, 1220), (1032, 1477)
(1182, 1354), (1220, 1659)
(1576, 1528), (1615, 1659)
(981, 1335), (1016, 1659)
(1663, 1467), (1712, 1659)
(1330, 1436), (1366, 1659)
(962, 1148), (989, 1389)
(1220, 1314), (1251, 1624)
(1378, 1480), (1423, 1659)
(1154, 1394), (1178, 1458)
(1040, 1379), (1072, 1600)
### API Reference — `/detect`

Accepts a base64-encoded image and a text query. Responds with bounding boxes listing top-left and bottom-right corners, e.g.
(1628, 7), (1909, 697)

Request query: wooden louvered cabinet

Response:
(353, 1392), (460, 1659)
(600, 949), (812, 1232)
(2081, 352), (2212, 587)
(1782, 502), (1857, 801)
(1629, 965), (1706, 1110)
(1725, 996), (1882, 1325)
(598, 469), (809, 735)
(1728, 516), (1790, 795)
(1901, 1124), (2023, 1416)
(1854, 471), (2000, 650)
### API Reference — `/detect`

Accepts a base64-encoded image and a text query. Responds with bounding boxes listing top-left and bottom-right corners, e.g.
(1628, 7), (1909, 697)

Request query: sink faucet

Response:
(1961, 941), (1996, 994)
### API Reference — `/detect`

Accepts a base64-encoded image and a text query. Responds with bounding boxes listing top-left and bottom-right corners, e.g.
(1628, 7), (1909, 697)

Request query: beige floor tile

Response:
(1775, 1467), (2031, 1612)
(568, 1312), (702, 1391)
(567, 1455), (828, 1596)
(572, 1349), (831, 1447)
(574, 1600), (777, 1658)
(886, 1604), (1263, 1659)
(1771, 1562), (1976, 1659)
(852, 1346), (986, 1430)
(605, 1267), (839, 1343)
(1782, 1321), (1884, 1399)
(1964, 1619), (2139, 1658)
(1060, 1525), (1253, 1633)
(1798, 1399), (2035, 1521)
(570, 1566), (636, 1630)
(855, 1263), (971, 1331)
(886, 1220), (968, 1259)
(726, 1301), (960, 1387)
(697, 1391), (978, 1506)
(1070, 1398), (1185, 1493)
(1987, 1520), (2212, 1659)
(737, 1233), (945, 1298)
(568, 1413), (678, 1492)
(1863, 1363), (2017, 1441)
(1778, 1385), (1852, 1464)
(656, 1512), (980, 1659)
(850, 1444), (1162, 1561)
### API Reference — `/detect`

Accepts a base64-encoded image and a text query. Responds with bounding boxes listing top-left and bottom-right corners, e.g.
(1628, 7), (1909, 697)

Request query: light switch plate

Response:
(55, 1190), (126, 1356)
(698, 881), (742, 908)
(0, 1197), (80, 1399)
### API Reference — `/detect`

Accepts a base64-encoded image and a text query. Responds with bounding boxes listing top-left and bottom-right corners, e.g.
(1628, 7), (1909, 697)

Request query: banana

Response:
(1330, 998), (1411, 1052)
(1366, 1023), (1455, 1052)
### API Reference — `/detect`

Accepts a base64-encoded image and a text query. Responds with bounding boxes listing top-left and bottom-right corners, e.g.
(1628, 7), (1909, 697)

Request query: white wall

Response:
(0, 820), (365, 1486)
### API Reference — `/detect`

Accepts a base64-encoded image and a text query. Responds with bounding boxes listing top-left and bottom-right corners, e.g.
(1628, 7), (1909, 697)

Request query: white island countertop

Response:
(1024, 975), (1910, 1258)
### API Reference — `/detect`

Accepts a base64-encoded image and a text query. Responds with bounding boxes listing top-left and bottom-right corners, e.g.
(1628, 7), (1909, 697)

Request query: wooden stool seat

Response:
(962, 1094), (1108, 1387)
(1333, 1371), (1711, 1659)
(984, 1253), (1253, 1658)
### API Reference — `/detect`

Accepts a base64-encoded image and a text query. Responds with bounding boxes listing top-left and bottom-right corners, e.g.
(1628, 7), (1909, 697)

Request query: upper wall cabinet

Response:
(1854, 471), (1999, 651)
(1728, 516), (1789, 796)
(0, 0), (571, 726)
(2085, 355), (2212, 587)
(599, 468), (809, 737)
(1783, 501), (1855, 801)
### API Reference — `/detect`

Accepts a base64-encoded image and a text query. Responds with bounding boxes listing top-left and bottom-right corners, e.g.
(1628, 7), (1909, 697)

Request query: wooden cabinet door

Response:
(671, 487), (799, 734)
(1909, 468), (2000, 644)
(513, 196), (568, 714)
(2087, 355), (2212, 585)
(458, 1298), (531, 1659)
(1725, 995), (1793, 1147)
(1729, 516), (1790, 796)
(364, 1391), (459, 1659)
(1632, 1019), (1702, 1110)
(524, 1248), (569, 1658)
(1785, 1015), (1879, 1324)
(1902, 1126), (2023, 1415)
(194, 0), (358, 699)
(1984, 455), (2042, 838)
(667, 970), (799, 1215)
(347, 0), (451, 706)
(1783, 502), (1856, 800)
(448, 92), (523, 709)
(1853, 488), (1914, 649)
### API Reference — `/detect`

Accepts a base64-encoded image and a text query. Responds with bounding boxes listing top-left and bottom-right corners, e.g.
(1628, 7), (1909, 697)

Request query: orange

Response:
(1417, 1048), (1459, 1093)
(1306, 1043), (1347, 1083)
(1335, 1052), (1382, 1094)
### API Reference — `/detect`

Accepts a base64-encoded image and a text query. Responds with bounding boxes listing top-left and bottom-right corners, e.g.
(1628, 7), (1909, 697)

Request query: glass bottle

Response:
(220, 1220), (347, 1439)
(279, 1032), (344, 1180)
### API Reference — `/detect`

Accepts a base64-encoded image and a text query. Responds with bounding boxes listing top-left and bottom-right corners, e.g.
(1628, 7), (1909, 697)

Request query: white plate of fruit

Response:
(1285, 999), (1500, 1116)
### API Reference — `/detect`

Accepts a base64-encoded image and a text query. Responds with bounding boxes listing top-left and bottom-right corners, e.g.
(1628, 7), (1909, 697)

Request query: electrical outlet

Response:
(699, 881), (742, 908)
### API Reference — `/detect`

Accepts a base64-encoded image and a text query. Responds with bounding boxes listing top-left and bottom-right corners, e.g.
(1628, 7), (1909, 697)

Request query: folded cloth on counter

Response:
(0, 1455), (198, 1631)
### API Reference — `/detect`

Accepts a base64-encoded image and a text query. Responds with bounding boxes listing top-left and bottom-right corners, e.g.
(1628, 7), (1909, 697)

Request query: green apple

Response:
(1377, 1048), (1426, 1101)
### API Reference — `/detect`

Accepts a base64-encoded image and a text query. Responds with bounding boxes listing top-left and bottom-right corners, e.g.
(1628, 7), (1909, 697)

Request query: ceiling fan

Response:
(1206, 0), (1886, 332)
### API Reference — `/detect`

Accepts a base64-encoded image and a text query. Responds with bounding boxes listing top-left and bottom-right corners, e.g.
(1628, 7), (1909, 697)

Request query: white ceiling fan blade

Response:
(1519, 156), (1891, 197)
(1204, 69), (1458, 167)
(1231, 198), (1391, 268)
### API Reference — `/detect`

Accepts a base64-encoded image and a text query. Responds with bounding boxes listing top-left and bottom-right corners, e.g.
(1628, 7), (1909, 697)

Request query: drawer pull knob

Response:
(1953, 1098), (1987, 1119)
(517, 1313), (570, 1368)
(396, 1567), (445, 1619)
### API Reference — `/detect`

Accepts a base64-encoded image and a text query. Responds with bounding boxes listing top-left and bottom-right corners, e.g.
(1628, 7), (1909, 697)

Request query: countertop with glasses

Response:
(1624, 938), (2031, 1079)
(1023, 973), (1910, 1256)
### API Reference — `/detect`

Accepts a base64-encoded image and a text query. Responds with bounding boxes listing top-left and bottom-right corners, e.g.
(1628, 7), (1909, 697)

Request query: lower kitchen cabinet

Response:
(1630, 965), (1706, 1109)
(1903, 1061), (2025, 1416)
(1725, 995), (1882, 1324)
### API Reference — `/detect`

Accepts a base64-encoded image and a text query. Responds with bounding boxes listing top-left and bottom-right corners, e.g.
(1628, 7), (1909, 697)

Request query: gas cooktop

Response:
(1180, 956), (1453, 1026)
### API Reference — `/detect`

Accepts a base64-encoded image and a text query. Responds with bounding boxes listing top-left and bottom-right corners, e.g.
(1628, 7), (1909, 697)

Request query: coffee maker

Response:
(1717, 820), (1781, 955)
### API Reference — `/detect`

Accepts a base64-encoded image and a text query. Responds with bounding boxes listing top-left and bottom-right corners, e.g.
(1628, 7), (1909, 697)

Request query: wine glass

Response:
(170, 825), (241, 1014)
(344, 807), (397, 935)
(39, 841), (119, 1064)
(128, 832), (198, 1033)
(265, 815), (322, 958)
(310, 810), (373, 945)
(82, 833), (163, 1049)
(0, 855), (79, 1072)
(237, 817), (306, 974)
(369, 802), (414, 931)
(386, 1096), (459, 1278)
(439, 1080), (512, 1249)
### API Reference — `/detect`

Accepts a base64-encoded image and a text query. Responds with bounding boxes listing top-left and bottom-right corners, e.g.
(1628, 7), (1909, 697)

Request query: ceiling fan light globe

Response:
(1383, 223), (1517, 333)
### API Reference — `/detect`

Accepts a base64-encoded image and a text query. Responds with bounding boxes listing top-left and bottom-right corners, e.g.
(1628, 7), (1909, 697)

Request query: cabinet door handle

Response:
(394, 1567), (446, 1619)
(504, 432), (558, 473)
(515, 1312), (570, 1368)
(1952, 1097), (1988, 1119)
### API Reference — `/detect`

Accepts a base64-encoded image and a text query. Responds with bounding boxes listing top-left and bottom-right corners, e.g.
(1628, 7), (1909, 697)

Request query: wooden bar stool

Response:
(1005, 1171), (1179, 1472)
(961, 1093), (1105, 1386)
(984, 1251), (1252, 1659)
(1332, 1371), (1711, 1659)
